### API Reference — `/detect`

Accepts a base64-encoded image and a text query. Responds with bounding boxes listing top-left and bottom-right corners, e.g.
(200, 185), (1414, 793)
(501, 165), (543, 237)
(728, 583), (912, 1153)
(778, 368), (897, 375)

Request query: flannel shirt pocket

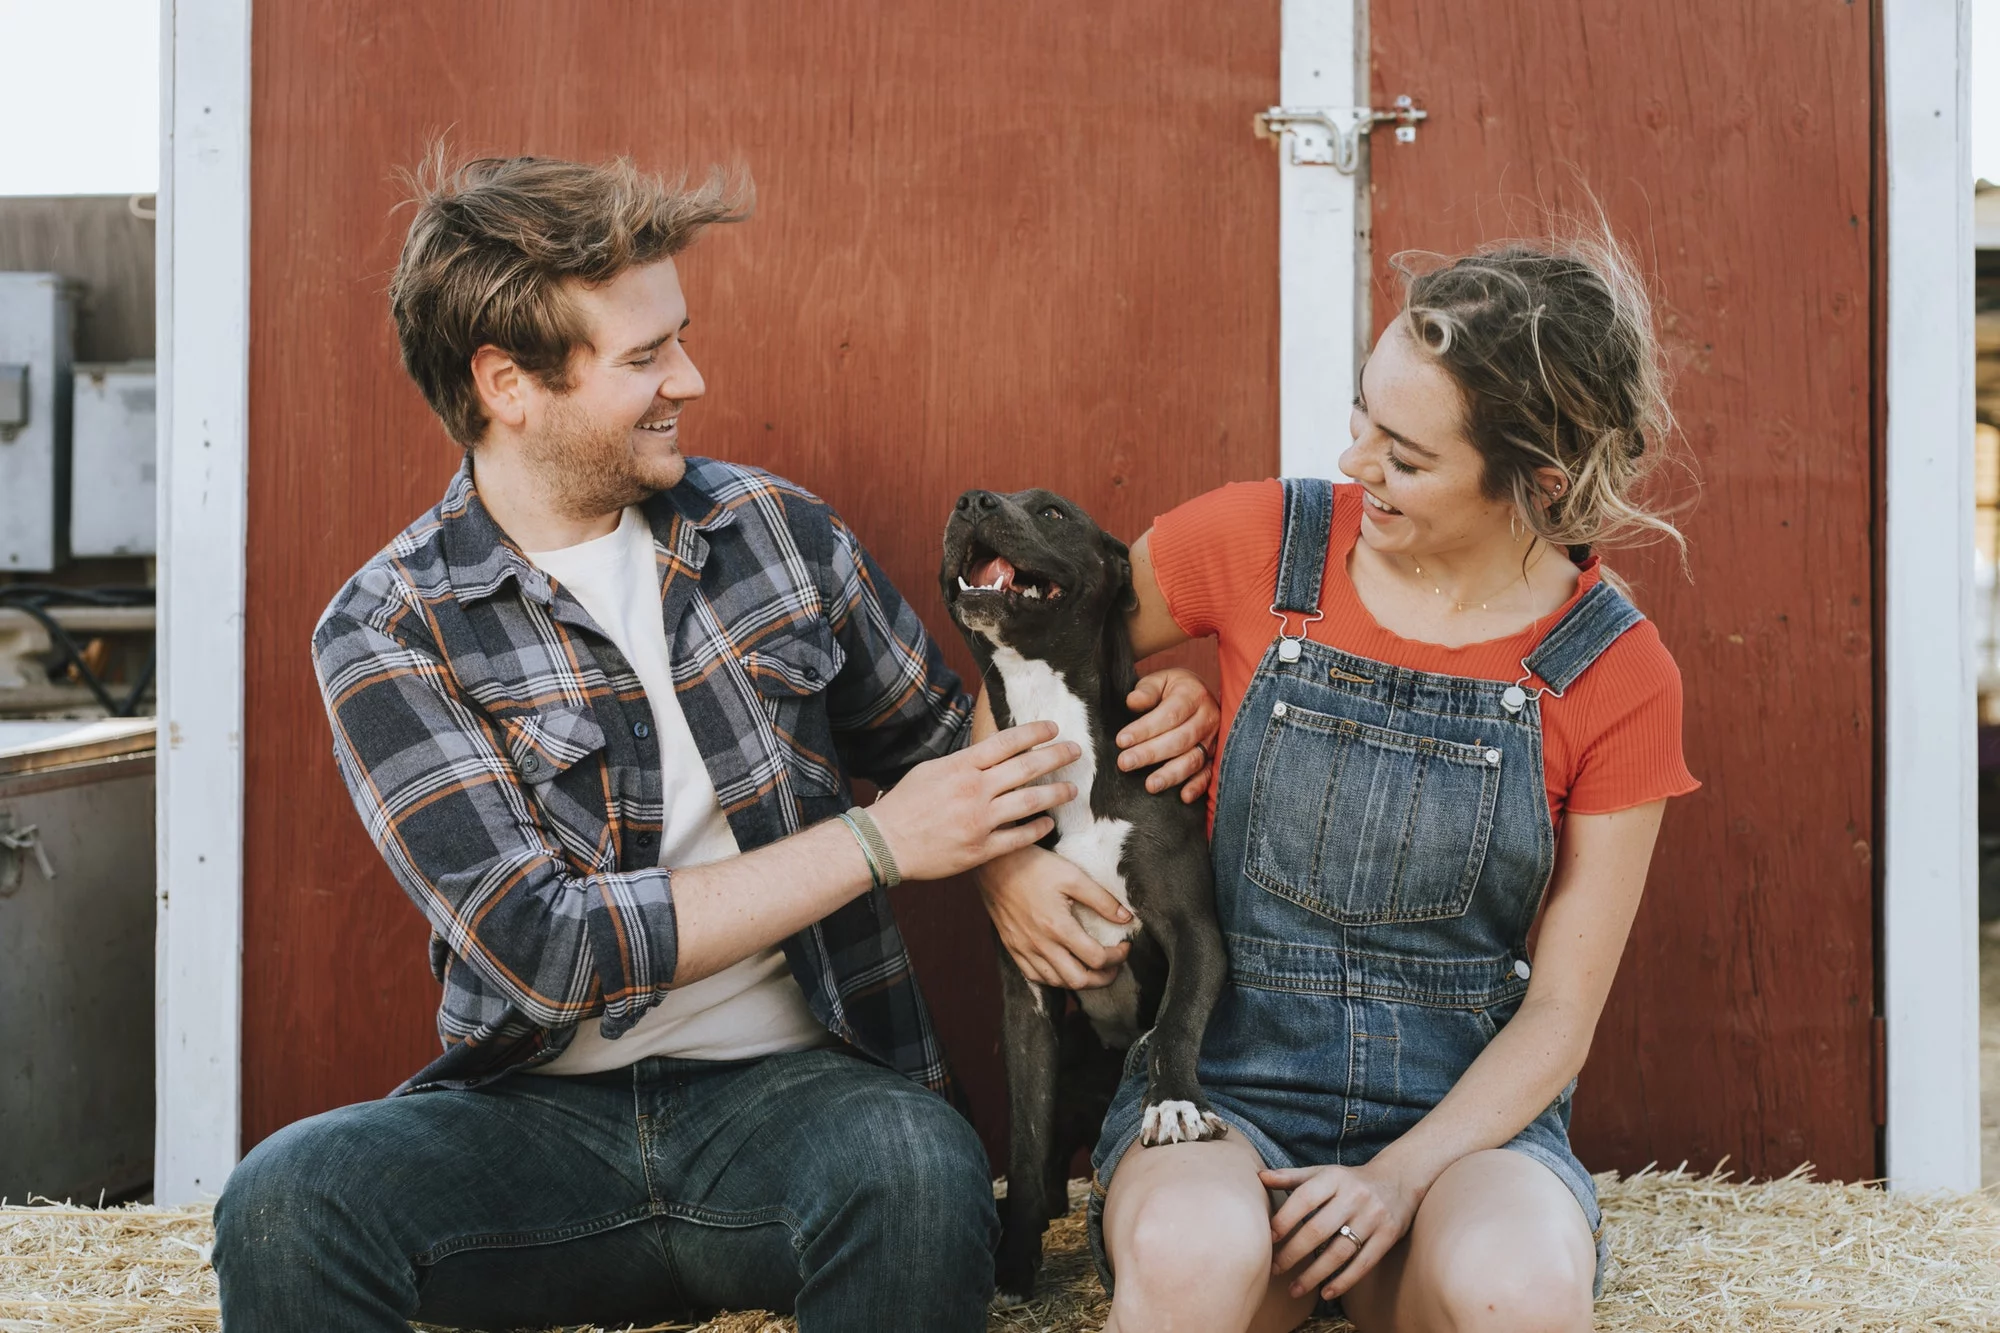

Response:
(498, 704), (607, 784)
(744, 623), (846, 794)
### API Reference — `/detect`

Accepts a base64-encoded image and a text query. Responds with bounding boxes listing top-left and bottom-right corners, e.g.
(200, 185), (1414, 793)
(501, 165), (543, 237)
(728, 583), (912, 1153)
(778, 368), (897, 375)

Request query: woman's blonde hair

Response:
(1394, 231), (1687, 565)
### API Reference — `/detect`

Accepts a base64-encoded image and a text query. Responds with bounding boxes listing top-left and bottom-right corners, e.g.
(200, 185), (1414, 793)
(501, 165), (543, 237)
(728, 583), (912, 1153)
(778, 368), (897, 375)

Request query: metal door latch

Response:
(1254, 96), (1428, 173)
(0, 820), (57, 896)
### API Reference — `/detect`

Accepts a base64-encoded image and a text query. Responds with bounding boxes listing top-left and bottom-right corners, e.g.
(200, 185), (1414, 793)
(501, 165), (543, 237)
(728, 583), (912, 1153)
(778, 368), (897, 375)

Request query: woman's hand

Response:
(1117, 666), (1221, 803)
(870, 722), (1080, 882)
(975, 844), (1133, 989)
(1260, 1160), (1420, 1303)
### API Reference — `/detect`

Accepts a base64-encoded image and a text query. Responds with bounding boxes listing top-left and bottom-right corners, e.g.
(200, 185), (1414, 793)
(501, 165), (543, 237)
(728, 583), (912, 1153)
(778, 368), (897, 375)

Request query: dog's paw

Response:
(1140, 1099), (1229, 1146)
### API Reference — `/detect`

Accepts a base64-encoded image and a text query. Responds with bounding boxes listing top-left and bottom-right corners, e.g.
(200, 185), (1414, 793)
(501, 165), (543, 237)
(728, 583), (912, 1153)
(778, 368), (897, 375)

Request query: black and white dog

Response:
(940, 487), (1228, 1304)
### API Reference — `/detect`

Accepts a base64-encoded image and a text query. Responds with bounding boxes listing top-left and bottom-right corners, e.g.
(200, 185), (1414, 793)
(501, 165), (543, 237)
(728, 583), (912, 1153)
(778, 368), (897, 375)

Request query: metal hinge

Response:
(1254, 96), (1429, 174)
(0, 818), (57, 896)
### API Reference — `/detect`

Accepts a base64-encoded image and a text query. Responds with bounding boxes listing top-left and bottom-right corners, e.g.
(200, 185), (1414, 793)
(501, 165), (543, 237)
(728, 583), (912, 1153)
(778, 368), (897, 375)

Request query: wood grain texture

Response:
(243, 2), (1277, 1155)
(1371, 1), (1878, 1179)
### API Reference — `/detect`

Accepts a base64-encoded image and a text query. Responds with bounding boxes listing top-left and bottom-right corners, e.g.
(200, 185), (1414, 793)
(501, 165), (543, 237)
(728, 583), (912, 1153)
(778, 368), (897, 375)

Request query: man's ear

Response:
(1102, 532), (1136, 613)
(470, 346), (531, 433)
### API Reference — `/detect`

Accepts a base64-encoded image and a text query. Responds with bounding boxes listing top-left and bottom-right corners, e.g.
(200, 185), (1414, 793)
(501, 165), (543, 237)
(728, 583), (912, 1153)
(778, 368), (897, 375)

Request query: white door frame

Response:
(1881, 0), (1979, 1194)
(154, 0), (252, 1204)
(1276, 0), (1366, 480)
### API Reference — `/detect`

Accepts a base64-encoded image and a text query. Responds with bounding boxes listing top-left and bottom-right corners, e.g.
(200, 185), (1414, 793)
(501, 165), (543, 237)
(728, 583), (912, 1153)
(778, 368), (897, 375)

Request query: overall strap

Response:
(1520, 580), (1645, 695)
(1275, 478), (1335, 615)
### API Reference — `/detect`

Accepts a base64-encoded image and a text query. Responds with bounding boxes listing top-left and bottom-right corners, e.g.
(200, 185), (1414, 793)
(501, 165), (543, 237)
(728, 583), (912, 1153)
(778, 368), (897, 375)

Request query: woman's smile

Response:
(1361, 489), (1405, 517)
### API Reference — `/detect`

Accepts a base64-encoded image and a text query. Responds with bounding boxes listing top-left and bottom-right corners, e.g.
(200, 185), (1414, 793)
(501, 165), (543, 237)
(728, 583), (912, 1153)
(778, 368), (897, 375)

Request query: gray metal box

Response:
(69, 362), (156, 558)
(0, 274), (75, 572)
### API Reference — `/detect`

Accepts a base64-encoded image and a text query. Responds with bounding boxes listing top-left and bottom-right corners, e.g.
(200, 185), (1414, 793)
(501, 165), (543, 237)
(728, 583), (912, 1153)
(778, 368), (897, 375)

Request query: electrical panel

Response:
(69, 362), (156, 558)
(0, 274), (75, 572)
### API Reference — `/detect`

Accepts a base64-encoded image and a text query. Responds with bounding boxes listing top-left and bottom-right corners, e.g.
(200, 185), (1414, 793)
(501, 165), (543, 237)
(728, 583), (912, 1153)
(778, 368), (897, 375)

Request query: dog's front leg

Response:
(1140, 894), (1230, 1147)
(995, 940), (1063, 1306)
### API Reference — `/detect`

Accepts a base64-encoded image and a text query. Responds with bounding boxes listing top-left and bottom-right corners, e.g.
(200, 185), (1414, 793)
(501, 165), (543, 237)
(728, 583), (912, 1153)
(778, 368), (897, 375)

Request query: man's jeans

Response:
(212, 1048), (999, 1331)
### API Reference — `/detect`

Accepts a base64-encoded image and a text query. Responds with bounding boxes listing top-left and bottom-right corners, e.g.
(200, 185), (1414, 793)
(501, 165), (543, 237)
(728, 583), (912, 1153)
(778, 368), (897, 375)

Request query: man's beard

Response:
(522, 393), (685, 520)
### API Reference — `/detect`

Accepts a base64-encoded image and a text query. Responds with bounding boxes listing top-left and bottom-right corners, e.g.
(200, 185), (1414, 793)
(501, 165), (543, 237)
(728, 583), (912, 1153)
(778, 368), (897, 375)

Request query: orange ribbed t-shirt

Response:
(1150, 481), (1699, 826)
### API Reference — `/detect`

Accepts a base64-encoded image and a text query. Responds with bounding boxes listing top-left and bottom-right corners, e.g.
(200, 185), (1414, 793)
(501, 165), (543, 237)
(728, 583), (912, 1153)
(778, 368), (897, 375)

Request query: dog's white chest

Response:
(986, 645), (1140, 947)
(985, 638), (1147, 1048)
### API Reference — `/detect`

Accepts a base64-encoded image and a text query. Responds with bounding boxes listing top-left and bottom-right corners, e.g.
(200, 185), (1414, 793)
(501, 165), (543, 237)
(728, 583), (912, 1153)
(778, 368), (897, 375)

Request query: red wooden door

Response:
(1370, 2), (1879, 1180)
(242, 2), (1279, 1156)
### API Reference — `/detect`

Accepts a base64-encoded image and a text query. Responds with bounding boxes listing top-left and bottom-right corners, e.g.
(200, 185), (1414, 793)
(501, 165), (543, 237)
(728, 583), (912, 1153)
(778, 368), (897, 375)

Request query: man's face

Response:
(518, 258), (704, 515)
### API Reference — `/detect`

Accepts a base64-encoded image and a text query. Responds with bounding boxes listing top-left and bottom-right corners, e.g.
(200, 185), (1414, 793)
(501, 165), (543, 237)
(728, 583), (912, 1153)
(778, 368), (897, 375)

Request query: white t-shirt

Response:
(524, 506), (830, 1073)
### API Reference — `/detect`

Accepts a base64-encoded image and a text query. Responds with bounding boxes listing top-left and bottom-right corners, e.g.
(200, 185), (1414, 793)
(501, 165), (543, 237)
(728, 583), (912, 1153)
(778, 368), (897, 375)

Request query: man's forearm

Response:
(669, 818), (878, 984)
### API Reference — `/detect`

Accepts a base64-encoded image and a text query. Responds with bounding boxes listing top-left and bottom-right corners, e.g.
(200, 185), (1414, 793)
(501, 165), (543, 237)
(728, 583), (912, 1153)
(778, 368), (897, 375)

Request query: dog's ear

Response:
(1098, 530), (1138, 723)
(1101, 532), (1137, 614)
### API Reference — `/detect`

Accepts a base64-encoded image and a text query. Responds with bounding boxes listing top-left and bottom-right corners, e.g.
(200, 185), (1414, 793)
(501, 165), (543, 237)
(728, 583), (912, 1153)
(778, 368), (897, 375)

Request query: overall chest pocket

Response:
(1243, 699), (1502, 925)
(742, 623), (846, 794)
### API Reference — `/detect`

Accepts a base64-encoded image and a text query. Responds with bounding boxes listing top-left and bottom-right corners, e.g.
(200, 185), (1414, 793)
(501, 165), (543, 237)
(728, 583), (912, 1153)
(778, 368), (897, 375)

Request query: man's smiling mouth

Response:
(637, 415), (679, 434)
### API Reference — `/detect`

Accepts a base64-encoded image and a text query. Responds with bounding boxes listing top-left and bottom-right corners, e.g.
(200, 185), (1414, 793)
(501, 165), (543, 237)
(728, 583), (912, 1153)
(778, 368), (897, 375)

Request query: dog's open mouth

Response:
(955, 543), (1064, 603)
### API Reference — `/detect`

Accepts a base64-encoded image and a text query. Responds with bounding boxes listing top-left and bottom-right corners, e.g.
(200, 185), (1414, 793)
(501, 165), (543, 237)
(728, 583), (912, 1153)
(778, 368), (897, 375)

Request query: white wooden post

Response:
(1882, 0), (1980, 1193)
(154, 0), (252, 1204)
(1277, 0), (1365, 480)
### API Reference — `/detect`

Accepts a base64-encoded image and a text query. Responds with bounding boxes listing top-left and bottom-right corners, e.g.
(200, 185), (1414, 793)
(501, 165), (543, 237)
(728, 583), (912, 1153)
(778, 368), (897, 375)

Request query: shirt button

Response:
(520, 754), (541, 774)
(1514, 958), (1532, 981)
(1273, 701), (1289, 718)
(633, 722), (651, 739)
(1483, 748), (1502, 766)
(802, 668), (821, 686)
(636, 831), (657, 847)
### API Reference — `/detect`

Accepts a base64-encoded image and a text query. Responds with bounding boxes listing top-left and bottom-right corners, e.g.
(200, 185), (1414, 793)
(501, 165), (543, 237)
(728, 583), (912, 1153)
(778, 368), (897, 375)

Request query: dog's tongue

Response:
(969, 555), (1016, 591)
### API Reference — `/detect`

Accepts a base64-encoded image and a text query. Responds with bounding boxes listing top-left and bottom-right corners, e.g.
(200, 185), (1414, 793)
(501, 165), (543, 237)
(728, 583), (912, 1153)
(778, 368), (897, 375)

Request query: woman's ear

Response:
(1533, 465), (1571, 510)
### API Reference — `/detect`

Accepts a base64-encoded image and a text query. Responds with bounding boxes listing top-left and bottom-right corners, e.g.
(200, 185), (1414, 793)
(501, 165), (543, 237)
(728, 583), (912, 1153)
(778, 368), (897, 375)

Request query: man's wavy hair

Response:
(389, 149), (750, 447)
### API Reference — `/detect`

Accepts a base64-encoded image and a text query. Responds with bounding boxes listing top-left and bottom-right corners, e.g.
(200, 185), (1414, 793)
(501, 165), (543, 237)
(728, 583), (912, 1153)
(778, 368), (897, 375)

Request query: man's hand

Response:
(976, 844), (1133, 989)
(869, 722), (1079, 882)
(1116, 667), (1221, 803)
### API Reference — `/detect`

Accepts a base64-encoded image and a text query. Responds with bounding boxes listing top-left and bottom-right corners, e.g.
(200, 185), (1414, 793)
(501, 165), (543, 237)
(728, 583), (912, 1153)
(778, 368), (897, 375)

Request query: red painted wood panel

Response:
(1370, 2), (1878, 1179)
(243, 2), (1278, 1155)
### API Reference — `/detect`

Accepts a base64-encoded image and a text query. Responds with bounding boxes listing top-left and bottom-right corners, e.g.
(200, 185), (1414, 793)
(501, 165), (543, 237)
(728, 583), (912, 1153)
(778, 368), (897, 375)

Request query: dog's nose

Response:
(957, 490), (1000, 514)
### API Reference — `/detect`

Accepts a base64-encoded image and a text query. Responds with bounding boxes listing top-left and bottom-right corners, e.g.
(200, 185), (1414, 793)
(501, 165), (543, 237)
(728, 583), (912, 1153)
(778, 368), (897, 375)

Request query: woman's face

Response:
(1339, 320), (1518, 560)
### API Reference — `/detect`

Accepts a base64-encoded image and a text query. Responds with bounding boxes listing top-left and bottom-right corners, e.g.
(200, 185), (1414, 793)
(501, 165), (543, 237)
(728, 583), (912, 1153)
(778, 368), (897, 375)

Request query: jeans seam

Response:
(658, 1200), (805, 1242)
(413, 1204), (656, 1265)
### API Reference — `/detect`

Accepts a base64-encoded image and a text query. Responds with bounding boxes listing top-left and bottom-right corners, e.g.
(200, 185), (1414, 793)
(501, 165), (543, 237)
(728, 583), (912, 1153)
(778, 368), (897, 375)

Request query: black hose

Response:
(0, 585), (156, 717)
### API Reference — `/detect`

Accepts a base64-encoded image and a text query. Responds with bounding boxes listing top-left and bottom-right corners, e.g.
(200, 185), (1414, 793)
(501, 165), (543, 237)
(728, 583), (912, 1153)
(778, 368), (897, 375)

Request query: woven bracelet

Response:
(837, 808), (902, 890)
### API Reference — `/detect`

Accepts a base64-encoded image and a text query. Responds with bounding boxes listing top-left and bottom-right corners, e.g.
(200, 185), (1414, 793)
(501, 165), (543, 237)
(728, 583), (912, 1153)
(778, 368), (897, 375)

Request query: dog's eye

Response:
(1040, 505), (1065, 521)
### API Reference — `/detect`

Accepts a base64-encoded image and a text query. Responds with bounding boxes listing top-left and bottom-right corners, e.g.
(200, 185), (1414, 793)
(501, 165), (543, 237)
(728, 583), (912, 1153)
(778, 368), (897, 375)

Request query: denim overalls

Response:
(1089, 479), (1640, 1299)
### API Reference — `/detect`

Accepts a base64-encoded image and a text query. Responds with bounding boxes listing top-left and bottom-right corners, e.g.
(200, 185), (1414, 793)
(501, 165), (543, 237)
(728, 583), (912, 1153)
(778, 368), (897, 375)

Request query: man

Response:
(210, 154), (1216, 1332)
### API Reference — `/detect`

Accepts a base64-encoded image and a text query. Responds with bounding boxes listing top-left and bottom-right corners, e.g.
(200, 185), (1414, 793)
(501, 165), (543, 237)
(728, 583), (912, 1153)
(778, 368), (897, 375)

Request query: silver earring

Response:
(1509, 511), (1523, 541)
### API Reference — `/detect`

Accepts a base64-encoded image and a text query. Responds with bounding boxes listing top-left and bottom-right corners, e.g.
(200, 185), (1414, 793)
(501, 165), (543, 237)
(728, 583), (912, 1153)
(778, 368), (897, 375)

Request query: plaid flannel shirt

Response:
(312, 457), (970, 1096)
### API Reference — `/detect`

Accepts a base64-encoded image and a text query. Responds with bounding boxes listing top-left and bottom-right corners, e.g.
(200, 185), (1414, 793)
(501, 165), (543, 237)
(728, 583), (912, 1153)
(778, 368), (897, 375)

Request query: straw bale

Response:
(1, 1167), (1995, 1331)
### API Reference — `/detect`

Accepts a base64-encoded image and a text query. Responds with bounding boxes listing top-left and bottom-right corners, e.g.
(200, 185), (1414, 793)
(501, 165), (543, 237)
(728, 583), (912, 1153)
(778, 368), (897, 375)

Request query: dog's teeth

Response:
(1022, 586), (1040, 599)
(957, 576), (973, 591)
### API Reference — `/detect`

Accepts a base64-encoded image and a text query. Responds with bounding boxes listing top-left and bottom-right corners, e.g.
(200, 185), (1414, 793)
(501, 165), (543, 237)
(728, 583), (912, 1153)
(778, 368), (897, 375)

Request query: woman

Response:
(978, 239), (1698, 1332)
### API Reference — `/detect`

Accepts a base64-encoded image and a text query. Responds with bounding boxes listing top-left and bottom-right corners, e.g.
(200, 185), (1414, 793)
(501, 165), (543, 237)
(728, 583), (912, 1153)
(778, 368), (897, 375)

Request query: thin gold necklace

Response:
(1408, 545), (1547, 613)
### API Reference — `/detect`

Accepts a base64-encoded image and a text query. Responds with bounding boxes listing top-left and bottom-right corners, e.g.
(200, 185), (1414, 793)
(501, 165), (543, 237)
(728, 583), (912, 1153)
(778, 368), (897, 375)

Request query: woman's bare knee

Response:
(1380, 1151), (1594, 1333)
(1104, 1139), (1277, 1331)
(1118, 1175), (1271, 1298)
(1427, 1230), (1592, 1333)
